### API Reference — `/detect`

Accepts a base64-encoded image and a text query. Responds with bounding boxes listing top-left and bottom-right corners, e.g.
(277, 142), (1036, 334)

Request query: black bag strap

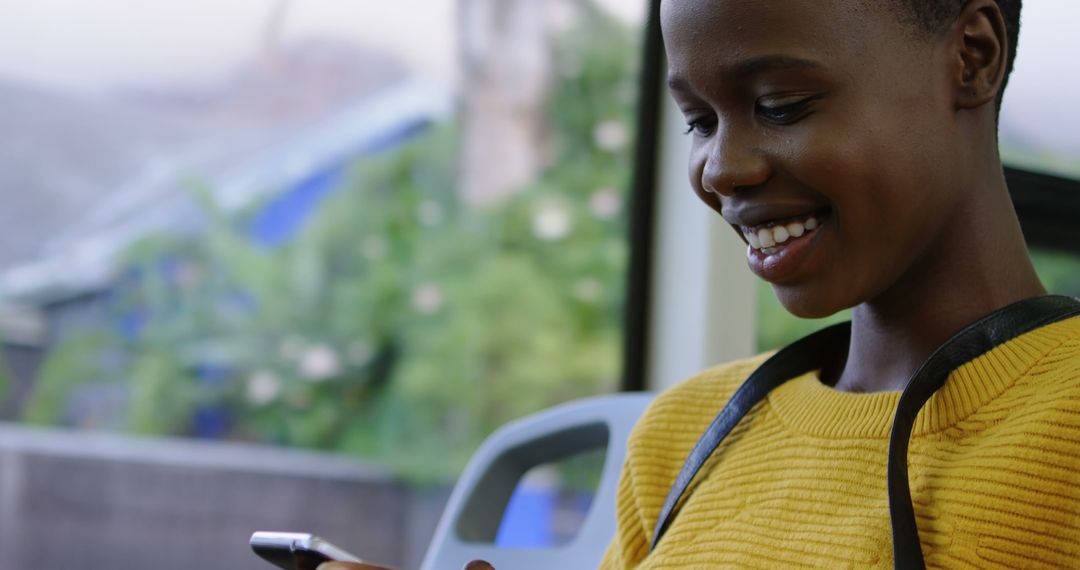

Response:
(887, 294), (1080, 568)
(650, 295), (1080, 569)
(649, 320), (852, 551)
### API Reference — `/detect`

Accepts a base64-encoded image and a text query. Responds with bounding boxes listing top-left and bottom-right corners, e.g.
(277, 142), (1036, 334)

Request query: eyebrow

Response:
(667, 55), (823, 91)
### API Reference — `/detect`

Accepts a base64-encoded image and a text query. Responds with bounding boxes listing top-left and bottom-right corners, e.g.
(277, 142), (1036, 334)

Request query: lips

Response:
(722, 202), (832, 282)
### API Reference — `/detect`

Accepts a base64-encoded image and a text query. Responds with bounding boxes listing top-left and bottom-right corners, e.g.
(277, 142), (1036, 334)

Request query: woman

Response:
(602, 0), (1080, 567)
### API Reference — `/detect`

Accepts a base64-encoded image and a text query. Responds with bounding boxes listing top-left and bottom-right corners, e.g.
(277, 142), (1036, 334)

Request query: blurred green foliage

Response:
(1000, 145), (1080, 181)
(23, 332), (118, 426)
(755, 281), (849, 352)
(22, 4), (636, 484)
(25, 0), (1078, 485)
(1032, 248), (1080, 297)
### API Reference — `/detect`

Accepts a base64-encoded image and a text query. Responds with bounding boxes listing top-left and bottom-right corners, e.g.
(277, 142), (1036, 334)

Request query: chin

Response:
(772, 284), (851, 320)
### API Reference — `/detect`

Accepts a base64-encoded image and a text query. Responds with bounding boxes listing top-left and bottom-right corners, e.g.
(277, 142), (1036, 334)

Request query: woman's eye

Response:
(683, 118), (715, 137)
(756, 96), (818, 125)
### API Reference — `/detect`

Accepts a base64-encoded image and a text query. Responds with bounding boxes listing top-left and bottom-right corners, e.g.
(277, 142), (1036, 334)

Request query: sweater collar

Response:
(766, 315), (1079, 439)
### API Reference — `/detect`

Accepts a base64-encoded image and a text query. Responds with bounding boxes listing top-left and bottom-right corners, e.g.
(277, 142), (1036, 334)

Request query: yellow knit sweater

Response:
(601, 316), (1080, 569)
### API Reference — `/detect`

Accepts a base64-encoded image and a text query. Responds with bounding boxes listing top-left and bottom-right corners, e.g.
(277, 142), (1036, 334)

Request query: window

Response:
(0, 1), (649, 567)
(998, 2), (1080, 181)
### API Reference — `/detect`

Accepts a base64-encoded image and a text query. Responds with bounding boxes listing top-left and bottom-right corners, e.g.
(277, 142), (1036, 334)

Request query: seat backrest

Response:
(420, 393), (655, 570)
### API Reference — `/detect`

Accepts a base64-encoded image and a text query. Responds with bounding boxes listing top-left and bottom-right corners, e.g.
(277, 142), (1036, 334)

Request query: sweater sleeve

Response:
(597, 355), (767, 569)
(598, 442), (651, 569)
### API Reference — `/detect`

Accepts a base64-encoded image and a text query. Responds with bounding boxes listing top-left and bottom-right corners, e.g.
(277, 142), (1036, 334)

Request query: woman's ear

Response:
(952, 0), (1009, 110)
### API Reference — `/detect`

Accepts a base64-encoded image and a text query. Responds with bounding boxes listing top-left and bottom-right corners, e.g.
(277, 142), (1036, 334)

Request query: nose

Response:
(697, 125), (769, 198)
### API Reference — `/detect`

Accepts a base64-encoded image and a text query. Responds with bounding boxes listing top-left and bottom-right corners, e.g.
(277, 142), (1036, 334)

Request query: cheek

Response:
(776, 127), (928, 307)
(789, 122), (925, 240)
(782, 128), (877, 227)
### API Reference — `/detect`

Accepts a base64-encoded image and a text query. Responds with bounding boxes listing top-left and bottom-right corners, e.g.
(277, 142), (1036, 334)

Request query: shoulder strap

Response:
(649, 321), (852, 551)
(889, 295), (1080, 569)
(649, 295), (1080, 569)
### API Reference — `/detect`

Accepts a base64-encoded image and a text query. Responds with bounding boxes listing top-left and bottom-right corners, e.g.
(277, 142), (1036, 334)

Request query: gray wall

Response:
(0, 424), (450, 570)
(0, 344), (42, 420)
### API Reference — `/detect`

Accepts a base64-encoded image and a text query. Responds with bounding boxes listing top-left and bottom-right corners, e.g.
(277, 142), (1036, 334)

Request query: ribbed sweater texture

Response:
(601, 316), (1080, 569)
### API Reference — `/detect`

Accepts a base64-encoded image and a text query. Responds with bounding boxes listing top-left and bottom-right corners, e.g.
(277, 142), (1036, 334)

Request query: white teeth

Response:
(757, 227), (776, 248)
(742, 214), (823, 251)
(772, 225), (789, 243)
(747, 231), (761, 249)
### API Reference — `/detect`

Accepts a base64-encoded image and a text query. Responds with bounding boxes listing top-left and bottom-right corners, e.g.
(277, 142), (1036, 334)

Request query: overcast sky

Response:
(0, 0), (643, 92)
(999, 1), (1080, 159)
(0, 0), (1074, 166)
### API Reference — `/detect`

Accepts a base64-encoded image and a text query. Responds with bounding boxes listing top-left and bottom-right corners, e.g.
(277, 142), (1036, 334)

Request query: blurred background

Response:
(0, 1), (1076, 569)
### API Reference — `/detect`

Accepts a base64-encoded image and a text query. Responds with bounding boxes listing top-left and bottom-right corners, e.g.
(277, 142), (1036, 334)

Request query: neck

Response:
(832, 170), (1046, 393)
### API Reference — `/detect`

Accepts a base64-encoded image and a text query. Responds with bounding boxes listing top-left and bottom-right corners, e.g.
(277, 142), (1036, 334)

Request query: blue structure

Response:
(249, 117), (430, 247)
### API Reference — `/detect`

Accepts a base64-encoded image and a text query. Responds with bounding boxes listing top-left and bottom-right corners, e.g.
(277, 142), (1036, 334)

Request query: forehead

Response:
(660, 0), (904, 86)
(660, 0), (881, 41)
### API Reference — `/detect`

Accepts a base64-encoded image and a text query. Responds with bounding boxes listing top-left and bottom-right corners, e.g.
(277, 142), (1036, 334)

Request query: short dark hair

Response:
(892, 0), (1022, 108)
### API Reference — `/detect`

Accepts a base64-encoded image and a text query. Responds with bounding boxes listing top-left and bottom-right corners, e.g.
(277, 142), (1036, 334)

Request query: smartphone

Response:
(250, 531), (364, 570)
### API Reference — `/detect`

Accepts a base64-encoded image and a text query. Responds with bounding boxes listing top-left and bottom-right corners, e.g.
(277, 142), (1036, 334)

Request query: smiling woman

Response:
(601, 0), (1080, 568)
(665, 0), (1037, 325)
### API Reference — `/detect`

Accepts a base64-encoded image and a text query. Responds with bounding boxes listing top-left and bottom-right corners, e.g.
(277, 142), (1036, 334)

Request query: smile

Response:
(741, 212), (823, 254)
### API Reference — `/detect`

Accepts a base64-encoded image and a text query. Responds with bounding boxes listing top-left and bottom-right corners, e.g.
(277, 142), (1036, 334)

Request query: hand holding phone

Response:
(316, 559), (494, 570)
(250, 532), (392, 570)
(316, 564), (399, 570)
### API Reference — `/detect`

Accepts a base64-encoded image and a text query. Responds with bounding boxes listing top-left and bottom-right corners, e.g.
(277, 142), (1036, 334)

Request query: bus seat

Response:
(419, 393), (655, 570)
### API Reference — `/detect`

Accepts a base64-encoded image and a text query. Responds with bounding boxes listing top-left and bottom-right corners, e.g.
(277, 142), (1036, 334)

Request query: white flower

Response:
(299, 344), (342, 381)
(362, 235), (388, 260)
(589, 188), (622, 220)
(246, 371), (281, 406)
(532, 204), (572, 241)
(412, 283), (444, 315)
(593, 120), (629, 152)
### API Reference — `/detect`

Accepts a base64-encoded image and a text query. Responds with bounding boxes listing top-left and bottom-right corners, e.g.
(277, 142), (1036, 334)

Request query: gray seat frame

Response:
(419, 393), (655, 570)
